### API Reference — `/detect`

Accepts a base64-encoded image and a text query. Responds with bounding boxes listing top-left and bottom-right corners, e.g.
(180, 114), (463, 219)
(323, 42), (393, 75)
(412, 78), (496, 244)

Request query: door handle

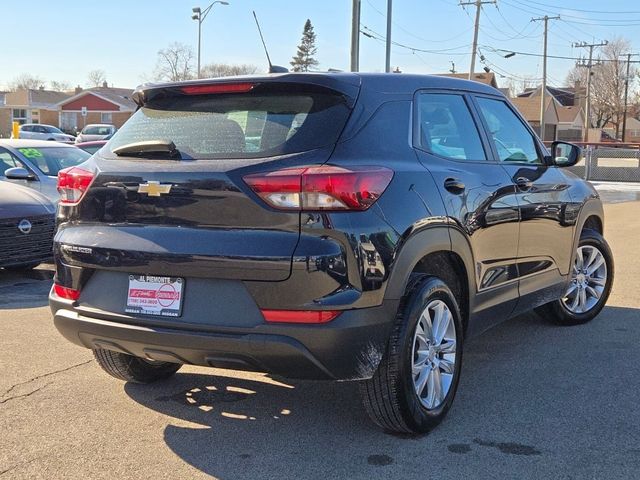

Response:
(515, 177), (533, 191)
(444, 178), (465, 194)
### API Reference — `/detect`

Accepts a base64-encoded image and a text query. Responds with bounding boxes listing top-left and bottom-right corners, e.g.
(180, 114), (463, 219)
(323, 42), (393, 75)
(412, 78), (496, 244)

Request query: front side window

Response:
(0, 149), (27, 176)
(417, 93), (487, 161)
(476, 97), (541, 164)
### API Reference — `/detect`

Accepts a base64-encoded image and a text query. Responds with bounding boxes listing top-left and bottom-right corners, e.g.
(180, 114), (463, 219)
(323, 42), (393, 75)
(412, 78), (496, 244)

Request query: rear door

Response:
(57, 81), (356, 282)
(413, 91), (520, 332)
(472, 95), (574, 307)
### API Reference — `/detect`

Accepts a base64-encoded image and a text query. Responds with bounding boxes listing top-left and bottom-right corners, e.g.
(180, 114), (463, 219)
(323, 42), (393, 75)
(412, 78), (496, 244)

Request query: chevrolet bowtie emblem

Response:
(138, 181), (172, 196)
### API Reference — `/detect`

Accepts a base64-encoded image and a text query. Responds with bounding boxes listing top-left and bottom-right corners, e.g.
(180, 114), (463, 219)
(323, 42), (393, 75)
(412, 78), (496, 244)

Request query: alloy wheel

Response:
(411, 299), (457, 410)
(562, 245), (607, 314)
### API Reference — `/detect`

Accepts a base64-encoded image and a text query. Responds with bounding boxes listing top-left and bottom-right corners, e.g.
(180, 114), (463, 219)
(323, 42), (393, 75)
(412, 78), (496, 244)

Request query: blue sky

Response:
(2, 0), (640, 91)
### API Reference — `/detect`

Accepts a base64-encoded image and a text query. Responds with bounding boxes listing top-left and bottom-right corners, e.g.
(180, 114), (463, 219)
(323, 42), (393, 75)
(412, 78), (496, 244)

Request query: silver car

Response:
(0, 140), (91, 202)
(76, 124), (116, 143)
(14, 124), (76, 143)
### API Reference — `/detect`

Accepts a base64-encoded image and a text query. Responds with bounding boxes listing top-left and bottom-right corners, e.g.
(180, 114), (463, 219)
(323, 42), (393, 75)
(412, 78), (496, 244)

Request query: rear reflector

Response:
(261, 309), (341, 324)
(54, 284), (81, 301)
(181, 83), (255, 95)
(243, 165), (393, 211)
(57, 166), (94, 205)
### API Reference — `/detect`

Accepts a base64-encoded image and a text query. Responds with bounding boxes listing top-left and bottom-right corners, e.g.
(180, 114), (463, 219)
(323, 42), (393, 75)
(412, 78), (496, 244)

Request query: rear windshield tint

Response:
(83, 126), (112, 135)
(107, 85), (352, 159)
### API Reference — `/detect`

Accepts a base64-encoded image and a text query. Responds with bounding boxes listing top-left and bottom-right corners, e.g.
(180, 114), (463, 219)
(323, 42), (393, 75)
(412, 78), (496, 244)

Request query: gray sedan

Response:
(0, 140), (91, 202)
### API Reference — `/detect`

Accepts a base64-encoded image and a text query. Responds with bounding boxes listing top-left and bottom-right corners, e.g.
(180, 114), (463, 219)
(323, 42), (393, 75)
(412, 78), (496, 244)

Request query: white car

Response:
(14, 124), (76, 143)
(76, 124), (116, 143)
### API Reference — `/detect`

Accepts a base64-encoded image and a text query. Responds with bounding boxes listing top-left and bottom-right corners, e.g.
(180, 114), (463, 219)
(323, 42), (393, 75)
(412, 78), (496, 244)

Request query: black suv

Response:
(50, 73), (613, 433)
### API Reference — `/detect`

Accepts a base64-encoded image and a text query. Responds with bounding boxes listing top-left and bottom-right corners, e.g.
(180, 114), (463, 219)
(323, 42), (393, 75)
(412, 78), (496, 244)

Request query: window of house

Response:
(12, 109), (28, 125)
(101, 112), (113, 124)
(416, 93), (487, 161)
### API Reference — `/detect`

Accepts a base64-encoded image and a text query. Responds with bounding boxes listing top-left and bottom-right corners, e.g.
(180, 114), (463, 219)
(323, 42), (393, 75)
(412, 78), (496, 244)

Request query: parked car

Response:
(75, 140), (108, 155)
(0, 182), (56, 271)
(12, 124), (76, 144)
(49, 73), (613, 434)
(0, 140), (91, 202)
(75, 124), (116, 143)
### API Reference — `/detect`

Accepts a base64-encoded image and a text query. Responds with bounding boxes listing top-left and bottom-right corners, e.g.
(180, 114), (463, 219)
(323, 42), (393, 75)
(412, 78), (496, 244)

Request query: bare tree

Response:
(50, 80), (72, 91)
(154, 42), (195, 82)
(505, 75), (539, 97)
(566, 38), (637, 135)
(87, 69), (107, 88)
(8, 74), (45, 91)
(200, 63), (259, 78)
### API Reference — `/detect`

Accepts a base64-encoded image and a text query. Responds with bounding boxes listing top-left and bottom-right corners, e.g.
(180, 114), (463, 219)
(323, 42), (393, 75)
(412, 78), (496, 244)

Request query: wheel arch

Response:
(384, 226), (474, 333)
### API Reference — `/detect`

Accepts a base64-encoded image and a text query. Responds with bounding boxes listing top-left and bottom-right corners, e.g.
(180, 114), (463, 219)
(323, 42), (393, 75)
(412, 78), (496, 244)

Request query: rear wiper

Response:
(112, 140), (180, 158)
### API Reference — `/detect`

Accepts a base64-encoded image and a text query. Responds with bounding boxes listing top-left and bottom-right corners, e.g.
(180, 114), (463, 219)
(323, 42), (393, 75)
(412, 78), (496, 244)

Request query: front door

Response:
(473, 95), (574, 311)
(414, 91), (520, 334)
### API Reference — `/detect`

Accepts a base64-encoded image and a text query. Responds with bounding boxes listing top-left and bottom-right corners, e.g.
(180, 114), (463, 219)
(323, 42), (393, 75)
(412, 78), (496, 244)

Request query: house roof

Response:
(517, 85), (585, 107)
(4, 89), (71, 109)
(58, 87), (136, 111)
(510, 96), (556, 122)
(437, 72), (498, 88)
(557, 105), (583, 123)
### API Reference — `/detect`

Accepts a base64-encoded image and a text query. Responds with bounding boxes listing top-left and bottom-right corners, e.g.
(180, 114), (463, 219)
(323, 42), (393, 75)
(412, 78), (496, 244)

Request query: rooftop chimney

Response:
(75, 85), (83, 94)
(102, 81), (108, 88)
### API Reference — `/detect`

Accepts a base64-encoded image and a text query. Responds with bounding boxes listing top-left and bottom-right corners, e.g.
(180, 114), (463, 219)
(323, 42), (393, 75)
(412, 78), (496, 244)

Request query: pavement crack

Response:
(0, 359), (93, 402)
(0, 383), (52, 404)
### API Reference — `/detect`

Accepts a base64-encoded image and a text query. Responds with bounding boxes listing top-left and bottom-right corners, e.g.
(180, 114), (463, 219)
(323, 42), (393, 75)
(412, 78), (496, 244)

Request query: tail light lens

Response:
(53, 284), (81, 301)
(57, 167), (94, 205)
(243, 165), (393, 211)
(261, 309), (341, 324)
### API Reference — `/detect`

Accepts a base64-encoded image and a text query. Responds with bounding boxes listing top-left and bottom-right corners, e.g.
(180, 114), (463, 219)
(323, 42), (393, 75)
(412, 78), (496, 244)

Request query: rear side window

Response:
(417, 93), (486, 161)
(108, 84), (352, 159)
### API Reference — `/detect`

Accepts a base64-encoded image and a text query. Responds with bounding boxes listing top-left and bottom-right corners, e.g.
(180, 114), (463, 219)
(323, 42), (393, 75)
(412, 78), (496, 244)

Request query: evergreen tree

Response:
(290, 19), (319, 72)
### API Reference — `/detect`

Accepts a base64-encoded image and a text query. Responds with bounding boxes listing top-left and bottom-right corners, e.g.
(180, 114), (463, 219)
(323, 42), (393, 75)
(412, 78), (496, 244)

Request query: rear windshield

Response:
(107, 85), (352, 159)
(83, 126), (112, 135)
(16, 147), (91, 176)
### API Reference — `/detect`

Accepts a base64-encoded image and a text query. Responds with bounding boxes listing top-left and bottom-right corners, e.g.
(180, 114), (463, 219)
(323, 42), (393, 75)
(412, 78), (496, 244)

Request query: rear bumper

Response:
(50, 292), (398, 381)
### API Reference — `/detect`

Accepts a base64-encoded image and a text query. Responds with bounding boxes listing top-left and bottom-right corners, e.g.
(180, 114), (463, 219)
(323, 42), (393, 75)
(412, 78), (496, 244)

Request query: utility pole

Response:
(385, 0), (393, 73)
(621, 53), (638, 142)
(574, 40), (608, 142)
(350, 0), (361, 72)
(460, 0), (496, 80)
(532, 15), (560, 141)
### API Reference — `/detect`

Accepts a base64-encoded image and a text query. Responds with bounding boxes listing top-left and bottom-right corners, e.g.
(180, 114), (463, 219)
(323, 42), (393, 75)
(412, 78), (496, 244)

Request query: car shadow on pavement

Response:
(124, 305), (640, 479)
(0, 267), (53, 309)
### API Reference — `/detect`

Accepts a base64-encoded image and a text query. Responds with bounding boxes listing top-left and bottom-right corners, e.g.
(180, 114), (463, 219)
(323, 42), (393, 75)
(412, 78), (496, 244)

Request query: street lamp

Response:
(192, 1), (229, 79)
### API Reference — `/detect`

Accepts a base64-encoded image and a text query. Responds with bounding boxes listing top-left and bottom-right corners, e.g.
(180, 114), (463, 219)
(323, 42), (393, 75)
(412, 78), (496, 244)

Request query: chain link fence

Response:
(567, 146), (640, 182)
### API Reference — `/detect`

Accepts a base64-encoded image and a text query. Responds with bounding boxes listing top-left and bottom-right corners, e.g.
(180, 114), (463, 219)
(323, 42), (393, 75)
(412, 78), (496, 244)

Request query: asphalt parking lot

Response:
(1, 199), (639, 480)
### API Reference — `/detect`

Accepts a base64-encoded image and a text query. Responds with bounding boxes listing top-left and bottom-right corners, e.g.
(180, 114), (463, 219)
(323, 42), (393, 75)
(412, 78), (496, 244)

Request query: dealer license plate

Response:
(125, 275), (184, 317)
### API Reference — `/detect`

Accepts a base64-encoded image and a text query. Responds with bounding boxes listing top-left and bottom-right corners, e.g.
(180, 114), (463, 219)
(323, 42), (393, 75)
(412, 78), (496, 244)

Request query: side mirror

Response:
(4, 167), (36, 181)
(551, 141), (581, 167)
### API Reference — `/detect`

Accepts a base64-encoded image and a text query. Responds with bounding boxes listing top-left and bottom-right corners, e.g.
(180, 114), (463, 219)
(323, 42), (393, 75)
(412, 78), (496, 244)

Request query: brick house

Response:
(0, 92), (10, 138)
(57, 84), (136, 132)
(0, 88), (72, 137)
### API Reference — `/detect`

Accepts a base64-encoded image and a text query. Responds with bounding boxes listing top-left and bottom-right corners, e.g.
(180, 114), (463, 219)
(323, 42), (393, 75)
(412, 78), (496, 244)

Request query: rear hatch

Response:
(56, 76), (359, 282)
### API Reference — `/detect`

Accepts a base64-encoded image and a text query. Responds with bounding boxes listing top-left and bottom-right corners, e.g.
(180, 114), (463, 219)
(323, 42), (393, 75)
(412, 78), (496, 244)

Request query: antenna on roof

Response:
(252, 11), (288, 74)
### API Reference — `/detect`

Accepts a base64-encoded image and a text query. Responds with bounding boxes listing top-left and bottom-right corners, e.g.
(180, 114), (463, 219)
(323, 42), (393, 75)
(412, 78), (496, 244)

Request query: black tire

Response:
(93, 348), (181, 383)
(537, 229), (613, 326)
(360, 275), (464, 434)
(3, 263), (40, 272)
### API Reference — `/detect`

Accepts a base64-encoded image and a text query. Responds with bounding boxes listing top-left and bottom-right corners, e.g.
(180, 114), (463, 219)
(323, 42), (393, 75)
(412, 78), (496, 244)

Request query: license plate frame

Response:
(125, 275), (184, 318)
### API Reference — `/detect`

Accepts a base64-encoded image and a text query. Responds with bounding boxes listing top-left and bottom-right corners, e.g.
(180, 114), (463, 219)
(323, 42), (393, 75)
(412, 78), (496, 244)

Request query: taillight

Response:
(261, 309), (341, 324)
(57, 167), (94, 205)
(181, 82), (255, 95)
(53, 284), (81, 301)
(243, 165), (393, 211)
